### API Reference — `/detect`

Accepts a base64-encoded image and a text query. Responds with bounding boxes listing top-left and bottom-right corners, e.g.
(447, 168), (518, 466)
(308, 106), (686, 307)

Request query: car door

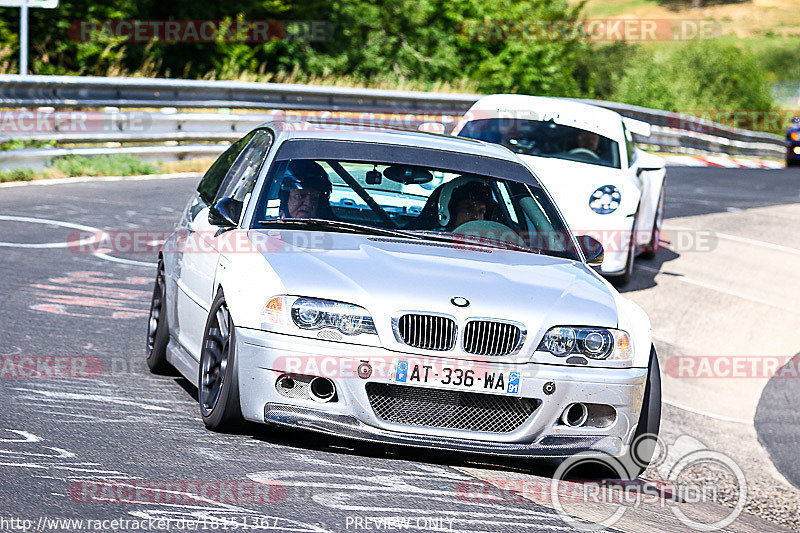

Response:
(174, 130), (272, 359)
(623, 124), (653, 248)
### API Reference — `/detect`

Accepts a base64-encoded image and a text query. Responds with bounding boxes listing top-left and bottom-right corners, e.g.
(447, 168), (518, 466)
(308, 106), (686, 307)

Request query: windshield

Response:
(250, 143), (580, 261)
(458, 118), (621, 169)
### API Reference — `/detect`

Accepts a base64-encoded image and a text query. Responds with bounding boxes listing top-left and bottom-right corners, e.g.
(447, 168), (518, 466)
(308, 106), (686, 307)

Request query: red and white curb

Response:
(663, 154), (784, 169)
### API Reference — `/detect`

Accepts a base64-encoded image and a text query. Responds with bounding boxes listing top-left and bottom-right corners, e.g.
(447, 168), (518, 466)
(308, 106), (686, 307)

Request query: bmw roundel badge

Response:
(450, 297), (470, 308)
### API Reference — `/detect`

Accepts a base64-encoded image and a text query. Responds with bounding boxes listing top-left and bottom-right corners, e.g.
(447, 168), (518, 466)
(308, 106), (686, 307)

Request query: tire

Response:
(198, 291), (243, 431)
(611, 217), (636, 286)
(553, 347), (661, 481)
(146, 261), (172, 374)
(617, 346), (662, 479)
(640, 185), (665, 260)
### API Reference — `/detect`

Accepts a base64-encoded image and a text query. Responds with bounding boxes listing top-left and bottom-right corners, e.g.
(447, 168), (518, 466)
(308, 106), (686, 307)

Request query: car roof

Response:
(458, 94), (626, 143)
(260, 120), (523, 162)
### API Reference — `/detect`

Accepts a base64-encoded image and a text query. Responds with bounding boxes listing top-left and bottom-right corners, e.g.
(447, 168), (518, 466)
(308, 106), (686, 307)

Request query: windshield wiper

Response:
(255, 218), (424, 240)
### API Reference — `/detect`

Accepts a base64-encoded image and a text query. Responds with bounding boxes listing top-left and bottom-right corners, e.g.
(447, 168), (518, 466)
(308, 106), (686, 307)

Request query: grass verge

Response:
(0, 154), (213, 183)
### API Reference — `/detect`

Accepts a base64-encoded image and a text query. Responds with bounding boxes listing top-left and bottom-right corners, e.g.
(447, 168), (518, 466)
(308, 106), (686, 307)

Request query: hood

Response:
(247, 229), (619, 352)
(519, 154), (641, 222)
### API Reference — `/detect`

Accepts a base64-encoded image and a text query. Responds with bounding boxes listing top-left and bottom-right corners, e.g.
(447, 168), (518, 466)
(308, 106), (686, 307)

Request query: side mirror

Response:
(577, 235), (604, 267)
(636, 166), (662, 177)
(209, 197), (242, 227)
(418, 122), (445, 134)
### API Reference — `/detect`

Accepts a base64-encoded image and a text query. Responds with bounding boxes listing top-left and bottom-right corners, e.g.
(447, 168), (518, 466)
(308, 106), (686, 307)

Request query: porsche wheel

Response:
(146, 261), (171, 374)
(199, 291), (243, 431)
(641, 185), (665, 259)
(612, 218), (637, 286)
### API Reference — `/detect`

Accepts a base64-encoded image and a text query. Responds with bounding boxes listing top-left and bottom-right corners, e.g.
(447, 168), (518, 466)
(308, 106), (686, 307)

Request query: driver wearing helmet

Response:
(446, 181), (496, 231)
(279, 160), (333, 219)
(574, 130), (600, 154)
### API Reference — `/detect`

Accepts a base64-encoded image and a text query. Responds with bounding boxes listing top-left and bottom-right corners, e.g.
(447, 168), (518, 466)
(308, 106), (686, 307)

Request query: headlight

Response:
(589, 185), (621, 214)
(790, 131), (799, 141)
(263, 296), (377, 336)
(537, 326), (632, 361)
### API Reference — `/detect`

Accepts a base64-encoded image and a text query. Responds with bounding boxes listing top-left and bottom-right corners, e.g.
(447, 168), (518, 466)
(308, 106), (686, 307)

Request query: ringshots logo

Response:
(549, 435), (747, 531)
(457, 434), (747, 531)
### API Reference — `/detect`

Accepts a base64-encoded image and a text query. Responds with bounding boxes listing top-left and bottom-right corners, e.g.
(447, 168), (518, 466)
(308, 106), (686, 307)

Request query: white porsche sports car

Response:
(146, 121), (661, 478)
(452, 95), (667, 283)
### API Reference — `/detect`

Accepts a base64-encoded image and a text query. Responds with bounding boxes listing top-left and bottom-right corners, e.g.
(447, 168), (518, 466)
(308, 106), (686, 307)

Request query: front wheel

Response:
(198, 291), (243, 431)
(618, 346), (662, 479)
(146, 261), (171, 374)
(611, 218), (637, 286)
(555, 347), (662, 481)
(641, 185), (665, 259)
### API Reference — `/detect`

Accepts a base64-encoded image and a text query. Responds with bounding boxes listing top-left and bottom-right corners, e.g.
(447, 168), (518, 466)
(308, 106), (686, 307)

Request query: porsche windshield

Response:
(251, 143), (580, 260)
(458, 118), (621, 169)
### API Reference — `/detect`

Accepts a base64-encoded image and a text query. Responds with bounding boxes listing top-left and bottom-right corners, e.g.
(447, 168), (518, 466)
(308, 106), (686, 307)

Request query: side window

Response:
(216, 130), (273, 202)
(196, 131), (256, 204)
(623, 124), (636, 167)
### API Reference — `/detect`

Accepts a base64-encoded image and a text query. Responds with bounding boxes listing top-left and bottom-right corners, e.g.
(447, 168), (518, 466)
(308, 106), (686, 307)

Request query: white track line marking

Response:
(0, 215), (103, 249)
(0, 429), (42, 443)
(662, 399), (752, 425)
(664, 224), (800, 256)
(636, 264), (800, 314)
(0, 214), (156, 267)
(12, 388), (170, 411)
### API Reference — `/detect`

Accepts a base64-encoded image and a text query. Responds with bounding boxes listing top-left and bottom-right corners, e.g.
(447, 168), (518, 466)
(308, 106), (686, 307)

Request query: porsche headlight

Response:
(263, 296), (376, 336)
(589, 185), (621, 214)
(537, 326), (632, 361)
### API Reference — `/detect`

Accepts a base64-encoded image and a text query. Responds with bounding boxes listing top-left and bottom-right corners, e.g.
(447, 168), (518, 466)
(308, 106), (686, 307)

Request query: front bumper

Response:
(236, 328), (648, 458)
(562, 210), (636, 276)
(787, 144), (800, 162)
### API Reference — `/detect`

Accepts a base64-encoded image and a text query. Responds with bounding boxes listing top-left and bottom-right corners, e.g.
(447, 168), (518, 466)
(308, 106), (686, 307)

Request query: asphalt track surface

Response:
(0, 166), (798, 532)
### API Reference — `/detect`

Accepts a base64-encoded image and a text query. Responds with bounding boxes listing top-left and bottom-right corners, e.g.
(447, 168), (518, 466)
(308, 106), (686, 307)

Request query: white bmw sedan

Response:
(146, 122), (661, 477)
(453, 95), (667, 283)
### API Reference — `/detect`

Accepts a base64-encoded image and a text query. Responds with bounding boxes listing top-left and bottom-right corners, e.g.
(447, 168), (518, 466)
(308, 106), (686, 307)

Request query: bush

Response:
(612, 41), (773, 117)
(0, 168), (36, 182)
(53, 154), (159, 177)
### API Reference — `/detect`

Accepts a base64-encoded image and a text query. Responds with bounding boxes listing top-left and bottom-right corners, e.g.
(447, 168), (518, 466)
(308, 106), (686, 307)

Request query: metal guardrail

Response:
(0, 75), (787, 169)
(0, 75), (477, 113)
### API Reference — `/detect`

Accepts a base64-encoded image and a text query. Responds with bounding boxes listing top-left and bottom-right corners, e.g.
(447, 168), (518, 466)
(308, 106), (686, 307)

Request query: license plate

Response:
(394, 360), (521, 395)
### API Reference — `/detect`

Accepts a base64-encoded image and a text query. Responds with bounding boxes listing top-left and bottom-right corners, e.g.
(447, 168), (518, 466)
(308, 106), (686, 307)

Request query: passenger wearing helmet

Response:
(279, 160), (333, 219)
(446, 181), (497, 231)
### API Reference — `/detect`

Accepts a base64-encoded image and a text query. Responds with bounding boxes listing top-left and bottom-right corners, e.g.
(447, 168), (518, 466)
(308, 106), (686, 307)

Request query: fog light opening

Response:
(277, 376), (296, 390)
(309, 377), (336, 403)
(561, 403), (589, 427)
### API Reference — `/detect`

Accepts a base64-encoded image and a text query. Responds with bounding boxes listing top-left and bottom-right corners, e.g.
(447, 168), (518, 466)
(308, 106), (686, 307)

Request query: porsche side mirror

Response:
(577, 235), (604, 267)
(209, 197), (242, 227)
(418, 122), (445, 134)
(636, 166), (662, 177)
